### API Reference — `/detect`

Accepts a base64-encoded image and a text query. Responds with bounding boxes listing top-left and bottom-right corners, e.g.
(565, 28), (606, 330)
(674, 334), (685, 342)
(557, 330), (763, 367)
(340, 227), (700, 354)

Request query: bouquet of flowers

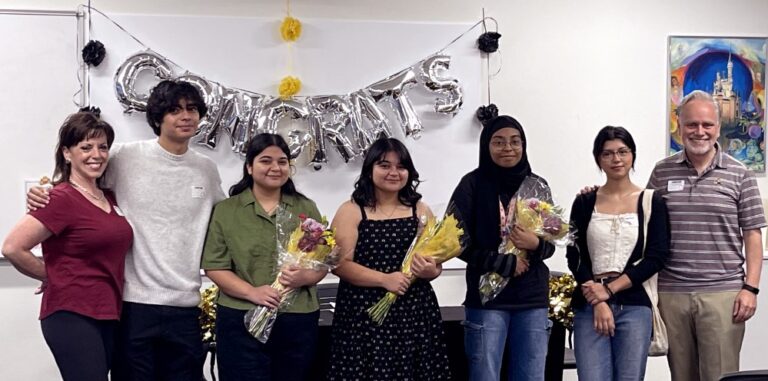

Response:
(244, 211), (341, 343)
(367, 207), (466, 325)
(479, 177), (574, 304)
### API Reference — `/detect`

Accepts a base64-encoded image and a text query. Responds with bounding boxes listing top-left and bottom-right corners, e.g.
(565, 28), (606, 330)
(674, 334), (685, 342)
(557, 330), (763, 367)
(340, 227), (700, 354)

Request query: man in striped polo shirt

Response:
(648, 90), (765, 381)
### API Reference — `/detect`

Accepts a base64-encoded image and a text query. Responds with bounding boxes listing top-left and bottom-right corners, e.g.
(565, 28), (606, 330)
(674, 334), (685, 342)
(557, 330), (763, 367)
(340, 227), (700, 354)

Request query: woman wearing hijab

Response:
(449, 115), (555, 381)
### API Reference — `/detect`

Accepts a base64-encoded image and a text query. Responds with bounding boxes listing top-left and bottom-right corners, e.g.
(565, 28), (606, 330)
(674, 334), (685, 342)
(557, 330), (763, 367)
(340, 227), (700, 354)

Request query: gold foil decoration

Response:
(199, 285), (218, 345)
(548, 273), (576, 329)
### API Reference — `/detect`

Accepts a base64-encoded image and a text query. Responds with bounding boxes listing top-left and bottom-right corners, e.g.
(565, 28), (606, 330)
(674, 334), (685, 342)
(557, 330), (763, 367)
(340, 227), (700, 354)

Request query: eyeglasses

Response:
(599, 148), (632, 161)
(490, 138), (524, 149)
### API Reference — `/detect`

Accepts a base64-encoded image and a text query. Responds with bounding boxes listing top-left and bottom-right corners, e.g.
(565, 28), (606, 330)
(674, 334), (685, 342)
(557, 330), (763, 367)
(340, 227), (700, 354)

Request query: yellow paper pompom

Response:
(278, 76), (301, 99)
(280, 16), (302, 42)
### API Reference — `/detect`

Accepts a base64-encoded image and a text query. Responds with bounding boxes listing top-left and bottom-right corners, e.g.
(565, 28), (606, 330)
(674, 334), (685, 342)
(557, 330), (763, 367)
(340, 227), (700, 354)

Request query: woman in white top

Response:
(566, 126), (670, 380)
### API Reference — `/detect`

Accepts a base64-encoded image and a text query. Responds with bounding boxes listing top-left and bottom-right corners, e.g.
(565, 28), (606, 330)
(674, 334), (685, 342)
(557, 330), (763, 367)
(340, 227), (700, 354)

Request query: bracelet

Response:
(603, 284), (615, 299)
(742, 284), (760, 295)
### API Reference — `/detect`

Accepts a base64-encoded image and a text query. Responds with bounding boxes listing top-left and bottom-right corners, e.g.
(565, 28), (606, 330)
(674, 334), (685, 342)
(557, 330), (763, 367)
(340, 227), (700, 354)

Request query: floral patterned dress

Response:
(327, 206), (451, 380)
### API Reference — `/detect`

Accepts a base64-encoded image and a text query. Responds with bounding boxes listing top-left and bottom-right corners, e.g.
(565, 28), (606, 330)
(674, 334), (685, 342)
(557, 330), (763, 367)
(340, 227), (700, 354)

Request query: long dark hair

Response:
(52, 112), (115, 187)
(352, 138), (422, 208)
(228, 133), (303, 197)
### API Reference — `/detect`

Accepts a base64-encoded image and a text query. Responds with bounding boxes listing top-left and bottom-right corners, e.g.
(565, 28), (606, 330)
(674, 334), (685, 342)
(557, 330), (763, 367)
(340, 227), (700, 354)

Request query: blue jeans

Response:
(463, 307), (550, 381)
(216, 305), (319, 381)
(574, 303), (652, 381)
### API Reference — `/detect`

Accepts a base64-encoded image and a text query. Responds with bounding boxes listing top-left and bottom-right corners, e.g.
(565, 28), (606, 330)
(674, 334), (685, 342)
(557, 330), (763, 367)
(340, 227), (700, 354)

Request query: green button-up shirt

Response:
(201, 190), (322, 312)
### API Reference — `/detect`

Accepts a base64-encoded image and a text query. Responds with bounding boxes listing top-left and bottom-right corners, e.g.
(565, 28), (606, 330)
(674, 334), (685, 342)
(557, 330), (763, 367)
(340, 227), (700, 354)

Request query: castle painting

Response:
(669, 36), (767, 172)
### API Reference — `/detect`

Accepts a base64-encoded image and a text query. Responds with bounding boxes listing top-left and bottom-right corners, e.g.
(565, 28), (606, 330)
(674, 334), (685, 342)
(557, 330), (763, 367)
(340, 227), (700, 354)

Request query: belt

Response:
(594, 275), (619, 285)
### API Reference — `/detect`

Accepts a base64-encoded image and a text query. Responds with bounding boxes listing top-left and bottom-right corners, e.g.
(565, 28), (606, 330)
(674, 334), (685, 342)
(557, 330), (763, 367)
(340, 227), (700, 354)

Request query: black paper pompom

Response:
(476, 104), (499, 125)
(79, 106), (102, 118)
(82, 40), (106, 67)
(477, 32), (501, 53)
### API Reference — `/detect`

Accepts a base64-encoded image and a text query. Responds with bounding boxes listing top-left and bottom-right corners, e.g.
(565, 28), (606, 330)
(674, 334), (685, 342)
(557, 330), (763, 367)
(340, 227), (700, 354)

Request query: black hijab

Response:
(474, 115), (532, 248)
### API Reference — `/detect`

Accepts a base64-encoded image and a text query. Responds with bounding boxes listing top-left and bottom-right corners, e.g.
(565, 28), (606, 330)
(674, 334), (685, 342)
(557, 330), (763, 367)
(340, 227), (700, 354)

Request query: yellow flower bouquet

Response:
(245, 212), (341, 343)
(367, 210), (466, 325)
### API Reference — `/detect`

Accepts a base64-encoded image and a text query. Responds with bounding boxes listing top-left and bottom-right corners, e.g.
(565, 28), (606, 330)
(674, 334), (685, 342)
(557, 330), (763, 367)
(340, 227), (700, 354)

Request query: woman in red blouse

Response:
(2, 112), (133, 381)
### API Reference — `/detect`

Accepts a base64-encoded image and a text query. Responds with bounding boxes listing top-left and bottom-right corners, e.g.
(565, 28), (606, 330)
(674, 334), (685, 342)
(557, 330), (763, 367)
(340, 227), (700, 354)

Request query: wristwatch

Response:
(742, 284), (760, 295)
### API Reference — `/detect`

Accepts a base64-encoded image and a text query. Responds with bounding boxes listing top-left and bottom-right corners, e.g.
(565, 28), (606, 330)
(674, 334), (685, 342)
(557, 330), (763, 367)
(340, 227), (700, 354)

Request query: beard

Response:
(683, 138), (715, 156)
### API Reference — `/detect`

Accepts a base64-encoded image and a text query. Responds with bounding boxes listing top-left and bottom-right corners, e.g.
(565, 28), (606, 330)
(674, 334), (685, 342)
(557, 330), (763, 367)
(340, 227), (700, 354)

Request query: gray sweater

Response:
(105, 139), (226, 307)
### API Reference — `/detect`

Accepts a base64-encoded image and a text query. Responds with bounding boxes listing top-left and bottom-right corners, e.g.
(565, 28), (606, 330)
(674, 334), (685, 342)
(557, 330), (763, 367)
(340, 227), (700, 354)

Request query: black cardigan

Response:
(450, 171), (556, 310)
(566, 190), (670, 309)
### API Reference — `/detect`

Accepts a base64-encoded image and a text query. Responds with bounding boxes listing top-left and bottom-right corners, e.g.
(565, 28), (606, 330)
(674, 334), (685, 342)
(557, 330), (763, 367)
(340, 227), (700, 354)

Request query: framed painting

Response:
(668, 36), (767, 172)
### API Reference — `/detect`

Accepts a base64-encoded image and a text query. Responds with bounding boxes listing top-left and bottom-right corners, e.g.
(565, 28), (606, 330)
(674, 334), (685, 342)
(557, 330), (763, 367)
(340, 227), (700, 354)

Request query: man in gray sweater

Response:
(30, 80), (226, 380)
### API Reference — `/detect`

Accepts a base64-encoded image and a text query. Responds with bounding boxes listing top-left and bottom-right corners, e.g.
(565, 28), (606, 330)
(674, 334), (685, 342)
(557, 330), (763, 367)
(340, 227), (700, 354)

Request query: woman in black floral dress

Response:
(327, 138), (450, 381)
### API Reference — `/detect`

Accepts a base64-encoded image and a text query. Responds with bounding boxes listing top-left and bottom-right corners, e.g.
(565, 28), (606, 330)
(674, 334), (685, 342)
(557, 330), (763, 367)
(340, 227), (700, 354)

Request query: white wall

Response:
(3, 0), (768, 380)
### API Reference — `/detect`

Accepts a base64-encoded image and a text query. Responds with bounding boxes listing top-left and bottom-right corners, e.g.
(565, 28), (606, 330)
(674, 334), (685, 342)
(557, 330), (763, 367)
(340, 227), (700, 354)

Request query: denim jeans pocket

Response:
(461, 320), (485, 362)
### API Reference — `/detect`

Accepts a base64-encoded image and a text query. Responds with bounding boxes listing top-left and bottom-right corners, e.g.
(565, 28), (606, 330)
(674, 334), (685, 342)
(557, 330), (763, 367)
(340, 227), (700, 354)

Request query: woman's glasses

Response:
(599, 148), (632, 161)
(490, 138), (524, 150)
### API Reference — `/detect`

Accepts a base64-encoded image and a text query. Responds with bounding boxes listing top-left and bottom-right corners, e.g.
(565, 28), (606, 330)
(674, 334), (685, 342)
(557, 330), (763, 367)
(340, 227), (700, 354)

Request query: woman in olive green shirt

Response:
(201, 133), (326, 381)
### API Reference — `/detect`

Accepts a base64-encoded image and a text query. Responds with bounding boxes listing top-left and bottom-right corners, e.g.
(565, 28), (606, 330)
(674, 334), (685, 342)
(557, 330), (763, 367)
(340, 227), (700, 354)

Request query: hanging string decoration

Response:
(475, 104), (499, 124)
(279, 76), (302, 100)
(475, 15), (501, 126)
(82, 40), (107, 67)
(113, 47), (466, 169)
(98, 9), (500, 169)
(280, 16), (302, 42)
(477, 32), (502, 53)
(278, 1), (302, 98)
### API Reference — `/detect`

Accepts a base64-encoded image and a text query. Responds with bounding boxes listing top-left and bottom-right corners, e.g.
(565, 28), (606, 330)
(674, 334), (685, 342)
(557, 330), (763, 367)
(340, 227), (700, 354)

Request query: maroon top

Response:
(30, 183), (133, 320)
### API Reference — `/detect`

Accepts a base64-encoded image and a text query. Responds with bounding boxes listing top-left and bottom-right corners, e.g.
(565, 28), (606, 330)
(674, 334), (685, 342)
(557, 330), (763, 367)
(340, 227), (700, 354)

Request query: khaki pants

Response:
(659, 291), (745, 381)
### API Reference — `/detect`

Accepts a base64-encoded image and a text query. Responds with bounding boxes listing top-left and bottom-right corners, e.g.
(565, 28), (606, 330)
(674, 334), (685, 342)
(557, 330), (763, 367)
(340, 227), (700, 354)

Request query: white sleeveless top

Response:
(587, 211), (639, 275)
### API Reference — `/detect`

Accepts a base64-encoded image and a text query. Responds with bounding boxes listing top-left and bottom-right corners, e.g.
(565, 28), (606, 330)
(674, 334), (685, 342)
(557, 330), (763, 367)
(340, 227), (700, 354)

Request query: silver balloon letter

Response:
(307, 95), (359, 163)
(176, 74), (224, 150)
(257, 98), (312, 160)
(420, 54), (463, 115)
(367, 68), (423, 139)
(114, 51), (173, 113)
(349, 90), (391, 152)
(221, 89), (265, 155)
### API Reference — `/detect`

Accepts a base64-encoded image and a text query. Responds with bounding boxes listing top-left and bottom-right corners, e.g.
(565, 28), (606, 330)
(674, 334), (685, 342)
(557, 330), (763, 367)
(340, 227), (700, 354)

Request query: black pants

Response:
(216, 305), (319, 381)
(112, 302), (205, 381)
(41, 310), (118, 381)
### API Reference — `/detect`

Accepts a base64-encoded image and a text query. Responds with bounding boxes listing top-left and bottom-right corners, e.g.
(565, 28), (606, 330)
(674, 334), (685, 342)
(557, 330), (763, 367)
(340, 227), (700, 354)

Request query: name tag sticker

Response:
(114, 206), (125, 216)
(191, 186), (206, 199)
(667, 180), (685, 192)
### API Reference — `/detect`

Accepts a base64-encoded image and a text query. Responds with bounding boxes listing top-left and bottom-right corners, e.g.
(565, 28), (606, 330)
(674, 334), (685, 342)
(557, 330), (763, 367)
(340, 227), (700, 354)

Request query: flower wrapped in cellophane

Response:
(479, 177), (574, 304)
(367, 206), (467, 325)
(244, 210), (341, 343)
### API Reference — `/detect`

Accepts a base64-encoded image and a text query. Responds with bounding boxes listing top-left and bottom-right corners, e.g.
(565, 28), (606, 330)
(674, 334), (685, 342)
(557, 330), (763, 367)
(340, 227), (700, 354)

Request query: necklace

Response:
(377, 204), (401, 219)
(265, 203), (279, 216)
(69, 180), (104, 201)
